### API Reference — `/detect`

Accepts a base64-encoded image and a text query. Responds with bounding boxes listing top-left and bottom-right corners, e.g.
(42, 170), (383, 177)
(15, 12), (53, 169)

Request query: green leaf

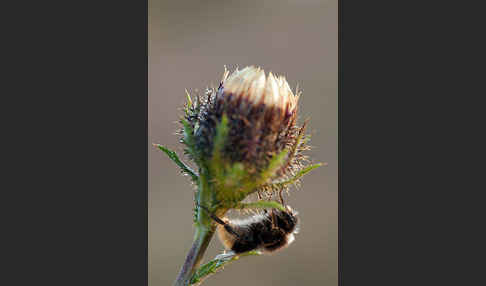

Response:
(185, 89), (193, 112)
(234, 148), (289, 200)
(153, 144), (198, 182)
(209, 114), (229, 184)
(266, 163), (323, 190)
(189, 251), (261, 285)
(212, 114), (229, 163)
(181, 118), (199, 161)
(257, 149), (289, 185)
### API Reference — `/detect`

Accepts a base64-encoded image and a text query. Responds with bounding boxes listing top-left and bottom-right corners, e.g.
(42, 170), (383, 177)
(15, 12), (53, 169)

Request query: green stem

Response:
(173, 227), (214, 286)
(173, 168), (216, 286)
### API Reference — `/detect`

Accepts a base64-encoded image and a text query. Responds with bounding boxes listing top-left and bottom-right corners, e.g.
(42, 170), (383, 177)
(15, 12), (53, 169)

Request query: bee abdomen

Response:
(217, 208), (299, 255)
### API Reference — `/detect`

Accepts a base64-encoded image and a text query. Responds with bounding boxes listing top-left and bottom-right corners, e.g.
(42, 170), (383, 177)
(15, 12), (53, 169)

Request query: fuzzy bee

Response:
(199, 204), (299, 259)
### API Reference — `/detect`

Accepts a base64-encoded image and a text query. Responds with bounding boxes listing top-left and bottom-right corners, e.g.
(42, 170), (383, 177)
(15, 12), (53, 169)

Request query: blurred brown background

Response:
(149, 1), (337, 285)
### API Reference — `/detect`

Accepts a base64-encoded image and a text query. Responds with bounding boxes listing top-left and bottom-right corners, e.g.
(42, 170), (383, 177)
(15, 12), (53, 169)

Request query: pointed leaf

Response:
(266, 163), (323, 190)
(190, 251), (261, 285)
(154, 144), (198, 182)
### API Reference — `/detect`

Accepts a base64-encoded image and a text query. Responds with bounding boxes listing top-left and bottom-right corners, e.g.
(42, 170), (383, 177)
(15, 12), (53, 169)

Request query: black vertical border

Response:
(338, 0), (478, 285)
(7, 0), (149, 285)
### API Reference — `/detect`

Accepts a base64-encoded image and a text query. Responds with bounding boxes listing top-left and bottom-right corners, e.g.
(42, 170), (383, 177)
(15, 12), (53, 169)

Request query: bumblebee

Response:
(200, 204), (299, 258)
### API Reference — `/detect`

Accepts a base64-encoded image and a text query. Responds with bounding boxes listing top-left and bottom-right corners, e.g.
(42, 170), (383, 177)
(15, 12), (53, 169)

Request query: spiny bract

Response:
(182, 66), (310, 184)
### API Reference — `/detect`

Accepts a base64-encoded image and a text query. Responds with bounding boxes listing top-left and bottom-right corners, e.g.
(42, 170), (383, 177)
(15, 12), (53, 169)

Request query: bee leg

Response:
(278, 189), (285, 205)
(273, 189), (286, 229)
(266, 193), (278, 229)
(257, 191), (268, 214)
(270, 209), (278, 229)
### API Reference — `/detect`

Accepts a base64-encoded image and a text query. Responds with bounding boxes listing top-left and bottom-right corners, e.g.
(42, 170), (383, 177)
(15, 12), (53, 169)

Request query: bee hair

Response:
(198, 204), (299, 254)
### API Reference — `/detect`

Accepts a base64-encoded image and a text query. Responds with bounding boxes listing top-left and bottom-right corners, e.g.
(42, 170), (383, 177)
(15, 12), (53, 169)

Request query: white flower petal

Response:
(222, 66), (298, 113)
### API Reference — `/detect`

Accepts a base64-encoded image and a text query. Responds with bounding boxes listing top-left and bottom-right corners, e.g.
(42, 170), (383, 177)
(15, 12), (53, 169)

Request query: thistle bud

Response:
(191, 66), (302, 172)
(180, 66), (314, 207)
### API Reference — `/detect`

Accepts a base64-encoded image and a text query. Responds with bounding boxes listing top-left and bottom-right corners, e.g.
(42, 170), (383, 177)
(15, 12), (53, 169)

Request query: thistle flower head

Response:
(189, 66), (304, 174)
(178, 66), (316, 210)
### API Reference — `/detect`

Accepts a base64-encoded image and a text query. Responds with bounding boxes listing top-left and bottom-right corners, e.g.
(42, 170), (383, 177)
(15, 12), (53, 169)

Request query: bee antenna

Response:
(196, 203), (211, 213)
(196, 203), (224, 222)
(196, 203), (241, 238)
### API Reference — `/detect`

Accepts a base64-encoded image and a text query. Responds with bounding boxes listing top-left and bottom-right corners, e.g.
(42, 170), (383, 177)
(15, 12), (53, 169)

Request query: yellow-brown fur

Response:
(216, 219), (236, 250)
(214, 207), (299, 254)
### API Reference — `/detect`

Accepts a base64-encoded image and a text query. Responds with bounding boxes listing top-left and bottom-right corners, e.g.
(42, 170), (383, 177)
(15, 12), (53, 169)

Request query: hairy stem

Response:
(174, 167), (216, 286)
(173, 227), (215, 286)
